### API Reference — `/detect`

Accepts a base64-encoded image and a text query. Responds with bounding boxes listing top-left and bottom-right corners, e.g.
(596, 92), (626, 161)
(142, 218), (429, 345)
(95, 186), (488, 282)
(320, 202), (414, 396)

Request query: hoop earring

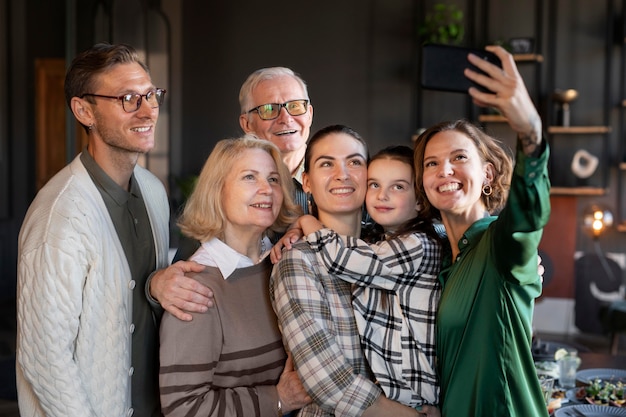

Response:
(482, 184), (493, 196)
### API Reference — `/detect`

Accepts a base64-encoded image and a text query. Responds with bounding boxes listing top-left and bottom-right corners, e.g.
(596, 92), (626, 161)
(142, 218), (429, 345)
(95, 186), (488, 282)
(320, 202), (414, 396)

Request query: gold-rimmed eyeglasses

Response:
(80, 88), (166, 113)
(246, 99), (309, 121)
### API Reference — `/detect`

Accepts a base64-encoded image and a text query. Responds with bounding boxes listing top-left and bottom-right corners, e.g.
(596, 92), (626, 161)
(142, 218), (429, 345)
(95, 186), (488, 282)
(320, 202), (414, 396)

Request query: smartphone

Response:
(420, 44), (502, 93)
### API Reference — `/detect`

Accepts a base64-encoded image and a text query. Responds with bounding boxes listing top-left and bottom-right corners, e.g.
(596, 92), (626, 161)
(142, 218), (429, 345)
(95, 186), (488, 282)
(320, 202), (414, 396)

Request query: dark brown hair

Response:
(303, 124), (369, 218)
(64, 43), (149, 131)
(362, 145), (440, 243)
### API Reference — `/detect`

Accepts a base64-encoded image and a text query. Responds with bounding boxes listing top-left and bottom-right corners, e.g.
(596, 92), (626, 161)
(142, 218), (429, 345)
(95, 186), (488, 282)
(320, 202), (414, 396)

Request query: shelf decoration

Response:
(552, 89), (578, 127)
(571, 149), (599, 179)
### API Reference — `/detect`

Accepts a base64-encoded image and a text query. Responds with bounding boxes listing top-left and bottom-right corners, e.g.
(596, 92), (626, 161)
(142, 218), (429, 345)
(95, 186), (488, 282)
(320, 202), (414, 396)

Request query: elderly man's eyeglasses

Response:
(247, 99), (309, 121)
(80, 88), (167, 113)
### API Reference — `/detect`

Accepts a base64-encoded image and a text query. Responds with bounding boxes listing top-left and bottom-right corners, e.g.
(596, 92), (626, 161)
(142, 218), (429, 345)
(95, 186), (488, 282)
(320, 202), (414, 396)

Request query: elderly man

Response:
(238, 67), (313, 212)
(172, 67), (315, 263)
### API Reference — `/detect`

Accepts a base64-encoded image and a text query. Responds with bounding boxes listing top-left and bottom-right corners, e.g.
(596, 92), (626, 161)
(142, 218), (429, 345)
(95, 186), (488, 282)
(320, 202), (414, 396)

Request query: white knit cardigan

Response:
(16, 154), (170, 417)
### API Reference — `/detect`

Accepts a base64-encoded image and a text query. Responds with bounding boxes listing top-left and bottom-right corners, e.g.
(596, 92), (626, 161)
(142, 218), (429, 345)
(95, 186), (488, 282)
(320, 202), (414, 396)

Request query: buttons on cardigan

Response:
(128, 280), (136, 290)
(127, 407), (134, 416)
(129, 324), (135, 334)
(128, 366), (134, 376)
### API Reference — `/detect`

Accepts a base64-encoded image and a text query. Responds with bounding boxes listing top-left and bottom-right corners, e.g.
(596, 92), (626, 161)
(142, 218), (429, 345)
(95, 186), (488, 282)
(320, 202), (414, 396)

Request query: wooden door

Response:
(35, 58), (87, 190)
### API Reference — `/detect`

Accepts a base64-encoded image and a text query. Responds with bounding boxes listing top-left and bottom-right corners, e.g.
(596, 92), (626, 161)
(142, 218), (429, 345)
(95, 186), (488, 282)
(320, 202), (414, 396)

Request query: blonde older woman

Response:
(159, 135), (310, 417)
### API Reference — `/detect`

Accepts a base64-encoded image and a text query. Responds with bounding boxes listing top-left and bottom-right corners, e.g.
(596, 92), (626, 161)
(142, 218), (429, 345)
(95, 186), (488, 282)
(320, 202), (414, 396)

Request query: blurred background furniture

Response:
(600, 300), (626, 355)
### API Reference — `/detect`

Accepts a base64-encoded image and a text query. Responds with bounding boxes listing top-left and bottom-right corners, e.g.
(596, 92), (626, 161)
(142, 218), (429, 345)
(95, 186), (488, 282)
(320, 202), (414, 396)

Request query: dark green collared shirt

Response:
(81, 150), (160, 417)
(436, 141), (551, 417)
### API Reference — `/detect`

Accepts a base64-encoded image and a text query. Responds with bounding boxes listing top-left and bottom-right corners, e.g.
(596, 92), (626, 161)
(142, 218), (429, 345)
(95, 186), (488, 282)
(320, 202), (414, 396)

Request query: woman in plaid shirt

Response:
(275, 145), (443, 410)
(270, 125), (439, 417)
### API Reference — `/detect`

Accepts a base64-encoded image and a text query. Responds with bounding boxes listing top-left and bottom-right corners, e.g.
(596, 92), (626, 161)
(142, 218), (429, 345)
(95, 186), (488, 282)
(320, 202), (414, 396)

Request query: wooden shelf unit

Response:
(478, 114), (506, 123)
(547, 126), (611, 134)
(550, 186), (606, 196)
(513, 53), (544, 63)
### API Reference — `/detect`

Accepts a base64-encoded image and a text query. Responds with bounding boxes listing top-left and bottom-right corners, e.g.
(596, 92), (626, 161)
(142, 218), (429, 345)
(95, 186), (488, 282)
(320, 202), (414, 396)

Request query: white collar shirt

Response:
(190, 236), (271, 279)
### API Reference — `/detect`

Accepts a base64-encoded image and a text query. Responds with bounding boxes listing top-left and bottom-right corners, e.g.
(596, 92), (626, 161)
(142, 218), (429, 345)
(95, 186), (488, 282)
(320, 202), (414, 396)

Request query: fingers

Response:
(276, 360), (313, 412)
(484, 45), (518, 74)
(270, 247), (282, 264)
(162, 304), (193, 322)
(416, 405), (439, 417)
(465, 45), (517, 99)
(151, 264), (215, 320)
(270, 231), (301, 264)
(417, 405), (441, 417)
(175, 260), (207, 274)
(465, 46), (541, 136)
(270, 240), (287, 264)
(283, 352), (294, 372)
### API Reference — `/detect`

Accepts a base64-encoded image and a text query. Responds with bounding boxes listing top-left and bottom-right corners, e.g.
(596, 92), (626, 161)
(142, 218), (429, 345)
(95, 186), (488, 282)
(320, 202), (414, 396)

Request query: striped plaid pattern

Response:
(306, 229), (441, 407)
(270, 243), (382, 417)
(292, 178), (309, 215)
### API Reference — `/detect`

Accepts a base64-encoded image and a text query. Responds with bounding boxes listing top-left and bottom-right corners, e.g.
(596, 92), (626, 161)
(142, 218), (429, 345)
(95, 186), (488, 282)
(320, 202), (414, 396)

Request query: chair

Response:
(574, 254), (622, 335)
(600, 300), (626, 355)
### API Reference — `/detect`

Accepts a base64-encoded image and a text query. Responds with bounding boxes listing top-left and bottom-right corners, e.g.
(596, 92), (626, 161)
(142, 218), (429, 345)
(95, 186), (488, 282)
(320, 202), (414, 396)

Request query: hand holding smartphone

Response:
(421, 44), (502, 93)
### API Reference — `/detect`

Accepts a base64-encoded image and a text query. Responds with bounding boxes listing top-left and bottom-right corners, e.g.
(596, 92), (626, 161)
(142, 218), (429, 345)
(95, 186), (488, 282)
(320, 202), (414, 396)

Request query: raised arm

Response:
(465, 45), (542, 156)
(465, 45), (550, 281)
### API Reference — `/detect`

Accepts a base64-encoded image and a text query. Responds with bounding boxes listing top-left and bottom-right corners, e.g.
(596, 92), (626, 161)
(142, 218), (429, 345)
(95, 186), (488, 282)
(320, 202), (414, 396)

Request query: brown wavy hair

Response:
(413, 119), (513, 220)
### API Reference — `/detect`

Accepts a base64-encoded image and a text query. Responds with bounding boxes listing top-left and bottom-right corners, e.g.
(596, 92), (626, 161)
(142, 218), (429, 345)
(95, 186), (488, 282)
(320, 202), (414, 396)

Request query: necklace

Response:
(258, 236), (268, 262)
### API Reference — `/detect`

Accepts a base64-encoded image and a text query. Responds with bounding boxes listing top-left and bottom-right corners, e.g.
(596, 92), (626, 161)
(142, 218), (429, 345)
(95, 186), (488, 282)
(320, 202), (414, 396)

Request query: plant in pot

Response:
(418, 2), (465, 45)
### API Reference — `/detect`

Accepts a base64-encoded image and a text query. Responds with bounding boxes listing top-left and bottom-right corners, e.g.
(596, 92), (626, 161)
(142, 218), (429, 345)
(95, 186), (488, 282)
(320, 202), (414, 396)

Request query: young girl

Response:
(274, 145), (443, 409)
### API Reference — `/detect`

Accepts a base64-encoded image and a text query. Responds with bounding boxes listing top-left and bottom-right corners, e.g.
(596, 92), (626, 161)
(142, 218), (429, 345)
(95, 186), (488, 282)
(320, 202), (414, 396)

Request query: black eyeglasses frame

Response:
(80, 88), (167, 113)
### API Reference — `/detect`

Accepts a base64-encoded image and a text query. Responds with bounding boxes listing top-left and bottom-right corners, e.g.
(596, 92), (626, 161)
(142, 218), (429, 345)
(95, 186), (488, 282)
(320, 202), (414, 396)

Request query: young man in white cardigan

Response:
(16, 43), (208, 417)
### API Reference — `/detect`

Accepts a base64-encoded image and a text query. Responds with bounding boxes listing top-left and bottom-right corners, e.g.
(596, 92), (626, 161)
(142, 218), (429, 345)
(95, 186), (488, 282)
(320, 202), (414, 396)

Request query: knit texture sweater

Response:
(16, 154), (170, 417)
(159, 259), (285, 417)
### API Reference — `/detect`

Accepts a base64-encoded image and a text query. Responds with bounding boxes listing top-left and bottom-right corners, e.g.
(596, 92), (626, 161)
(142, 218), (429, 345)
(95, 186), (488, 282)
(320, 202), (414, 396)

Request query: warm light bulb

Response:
(581, 205), (614, 239)
(592, 219), (603, 232)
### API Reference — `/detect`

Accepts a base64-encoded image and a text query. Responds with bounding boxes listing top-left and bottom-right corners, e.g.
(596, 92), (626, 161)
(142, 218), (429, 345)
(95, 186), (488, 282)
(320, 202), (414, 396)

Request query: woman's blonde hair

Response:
(413, 119), (513, 220)
(178, 135), (301, 242)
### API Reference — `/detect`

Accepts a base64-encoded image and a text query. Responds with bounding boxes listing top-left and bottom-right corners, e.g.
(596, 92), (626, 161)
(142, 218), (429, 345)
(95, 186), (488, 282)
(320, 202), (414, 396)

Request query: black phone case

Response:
(420, 44), (502, 93)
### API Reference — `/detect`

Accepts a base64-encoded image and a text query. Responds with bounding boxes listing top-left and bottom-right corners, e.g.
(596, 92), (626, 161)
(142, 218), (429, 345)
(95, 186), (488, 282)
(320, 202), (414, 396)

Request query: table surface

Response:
(578, 352), (626, 371)
(551, 352), (626, 415)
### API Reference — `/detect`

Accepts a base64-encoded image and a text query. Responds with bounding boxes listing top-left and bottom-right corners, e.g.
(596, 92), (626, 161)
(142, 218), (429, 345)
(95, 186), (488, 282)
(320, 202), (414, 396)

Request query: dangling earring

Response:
(306, 192), (314, 215)
(88, 124), (94, 131)
(482, 184), (493, 196)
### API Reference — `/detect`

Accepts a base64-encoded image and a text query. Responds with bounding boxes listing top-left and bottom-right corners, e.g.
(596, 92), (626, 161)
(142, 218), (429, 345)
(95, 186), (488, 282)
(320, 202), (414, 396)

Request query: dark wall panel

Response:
(180, 0), (416, 176)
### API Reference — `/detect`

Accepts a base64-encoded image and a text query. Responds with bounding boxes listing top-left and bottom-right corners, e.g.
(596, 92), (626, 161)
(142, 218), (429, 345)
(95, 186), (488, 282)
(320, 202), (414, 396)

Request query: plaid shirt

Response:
(270, 241), (382, 417)
(306, 229), (442, 407)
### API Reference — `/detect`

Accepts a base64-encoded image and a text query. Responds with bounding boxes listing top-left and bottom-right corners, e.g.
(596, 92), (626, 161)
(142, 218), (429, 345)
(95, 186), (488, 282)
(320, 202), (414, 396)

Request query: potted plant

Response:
(418, 2), (465, 45)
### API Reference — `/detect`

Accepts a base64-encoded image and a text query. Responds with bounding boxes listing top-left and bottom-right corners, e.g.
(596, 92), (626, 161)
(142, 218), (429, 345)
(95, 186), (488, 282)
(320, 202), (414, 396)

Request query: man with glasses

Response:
(239, 67), (313, 213)
(171, 67), (314, 263)
(16, 42), (208, 417)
